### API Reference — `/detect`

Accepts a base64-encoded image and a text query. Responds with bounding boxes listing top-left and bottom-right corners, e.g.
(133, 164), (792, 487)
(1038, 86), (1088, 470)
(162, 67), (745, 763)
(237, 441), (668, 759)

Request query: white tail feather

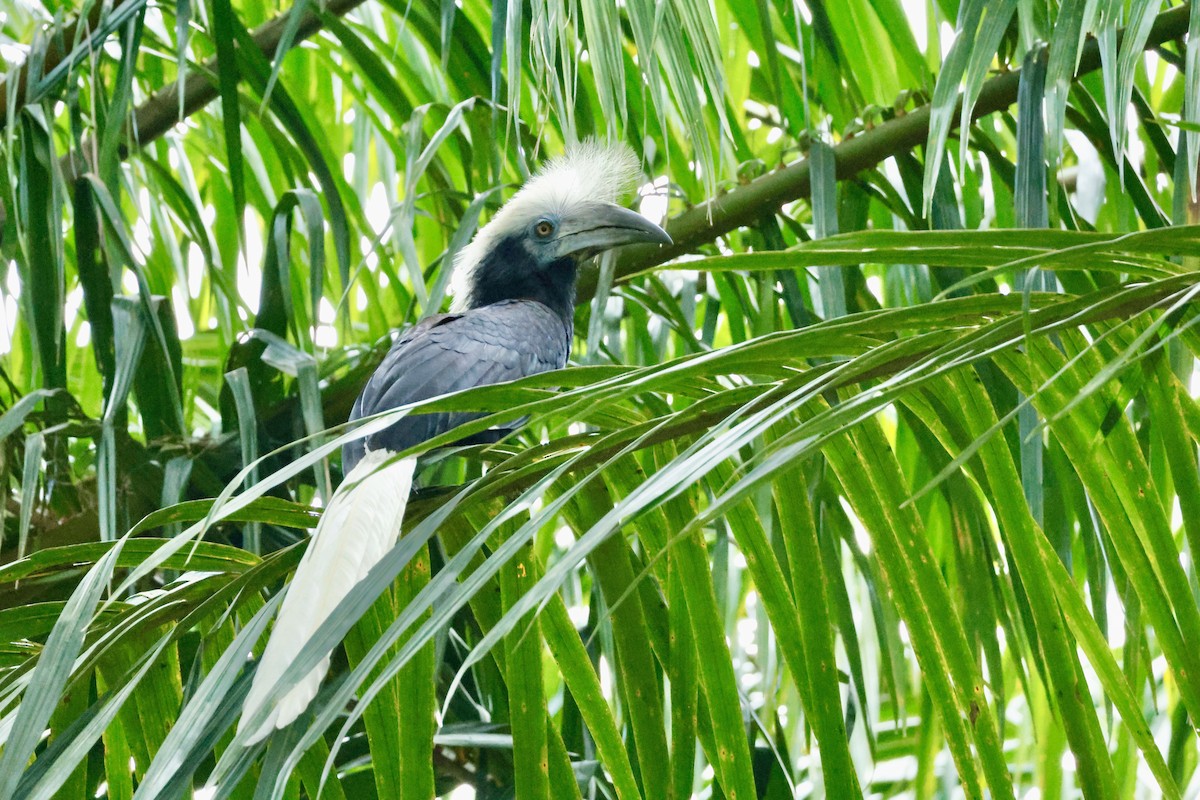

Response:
(239, 450), (416, 743)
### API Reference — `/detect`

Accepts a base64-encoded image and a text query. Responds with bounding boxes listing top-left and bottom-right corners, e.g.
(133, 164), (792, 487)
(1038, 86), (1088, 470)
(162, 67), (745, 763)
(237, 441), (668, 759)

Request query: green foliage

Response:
(0, 0), (1198, 797)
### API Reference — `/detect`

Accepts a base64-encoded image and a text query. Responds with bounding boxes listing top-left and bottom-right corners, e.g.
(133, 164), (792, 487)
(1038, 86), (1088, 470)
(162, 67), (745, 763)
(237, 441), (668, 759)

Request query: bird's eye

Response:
(534, 219), (555, 238)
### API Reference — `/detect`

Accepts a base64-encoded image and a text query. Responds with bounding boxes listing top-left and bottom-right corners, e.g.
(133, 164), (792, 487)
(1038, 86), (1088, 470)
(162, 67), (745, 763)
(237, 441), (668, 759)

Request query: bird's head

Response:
(450, 141), (671, 316)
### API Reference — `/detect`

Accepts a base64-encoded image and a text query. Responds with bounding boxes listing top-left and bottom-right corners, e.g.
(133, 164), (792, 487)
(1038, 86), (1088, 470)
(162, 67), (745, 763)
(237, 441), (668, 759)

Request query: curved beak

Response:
(553, 202), (672, 260)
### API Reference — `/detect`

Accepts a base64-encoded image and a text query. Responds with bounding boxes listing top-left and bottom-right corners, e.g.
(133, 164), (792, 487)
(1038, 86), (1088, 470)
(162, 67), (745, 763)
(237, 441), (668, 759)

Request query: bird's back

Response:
(342, 299), (572, 471)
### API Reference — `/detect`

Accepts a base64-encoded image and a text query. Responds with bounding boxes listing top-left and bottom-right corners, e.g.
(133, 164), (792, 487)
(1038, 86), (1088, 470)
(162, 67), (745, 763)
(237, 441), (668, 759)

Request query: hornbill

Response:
(239, 141), (671, 741)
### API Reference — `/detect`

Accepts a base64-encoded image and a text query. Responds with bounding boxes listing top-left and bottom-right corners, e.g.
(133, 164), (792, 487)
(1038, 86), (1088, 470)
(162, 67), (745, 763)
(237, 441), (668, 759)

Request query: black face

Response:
(466, 217), (579, 318)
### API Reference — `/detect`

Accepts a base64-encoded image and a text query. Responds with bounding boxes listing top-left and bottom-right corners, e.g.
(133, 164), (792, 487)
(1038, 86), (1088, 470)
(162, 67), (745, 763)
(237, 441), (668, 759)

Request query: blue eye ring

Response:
(534, 218), (556, 238)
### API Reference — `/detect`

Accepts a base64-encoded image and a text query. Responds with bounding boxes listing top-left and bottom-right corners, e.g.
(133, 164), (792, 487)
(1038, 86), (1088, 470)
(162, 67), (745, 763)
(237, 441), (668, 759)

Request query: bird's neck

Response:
(463, 238), (578, 324)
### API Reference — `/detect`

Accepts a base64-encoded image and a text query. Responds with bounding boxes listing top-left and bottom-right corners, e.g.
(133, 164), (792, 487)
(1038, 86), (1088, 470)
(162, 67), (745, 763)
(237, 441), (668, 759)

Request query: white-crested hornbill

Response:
(239, 141), (671, 741)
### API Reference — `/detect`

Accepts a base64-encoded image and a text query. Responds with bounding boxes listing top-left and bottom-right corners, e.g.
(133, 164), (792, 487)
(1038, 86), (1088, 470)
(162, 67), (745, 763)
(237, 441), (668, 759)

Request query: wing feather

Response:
(344, 300), (569, 469)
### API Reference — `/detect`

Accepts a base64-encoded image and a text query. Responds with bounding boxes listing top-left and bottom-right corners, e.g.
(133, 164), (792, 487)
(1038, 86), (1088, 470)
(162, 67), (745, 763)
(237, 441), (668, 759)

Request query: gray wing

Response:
(342, 300), (570, 472)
